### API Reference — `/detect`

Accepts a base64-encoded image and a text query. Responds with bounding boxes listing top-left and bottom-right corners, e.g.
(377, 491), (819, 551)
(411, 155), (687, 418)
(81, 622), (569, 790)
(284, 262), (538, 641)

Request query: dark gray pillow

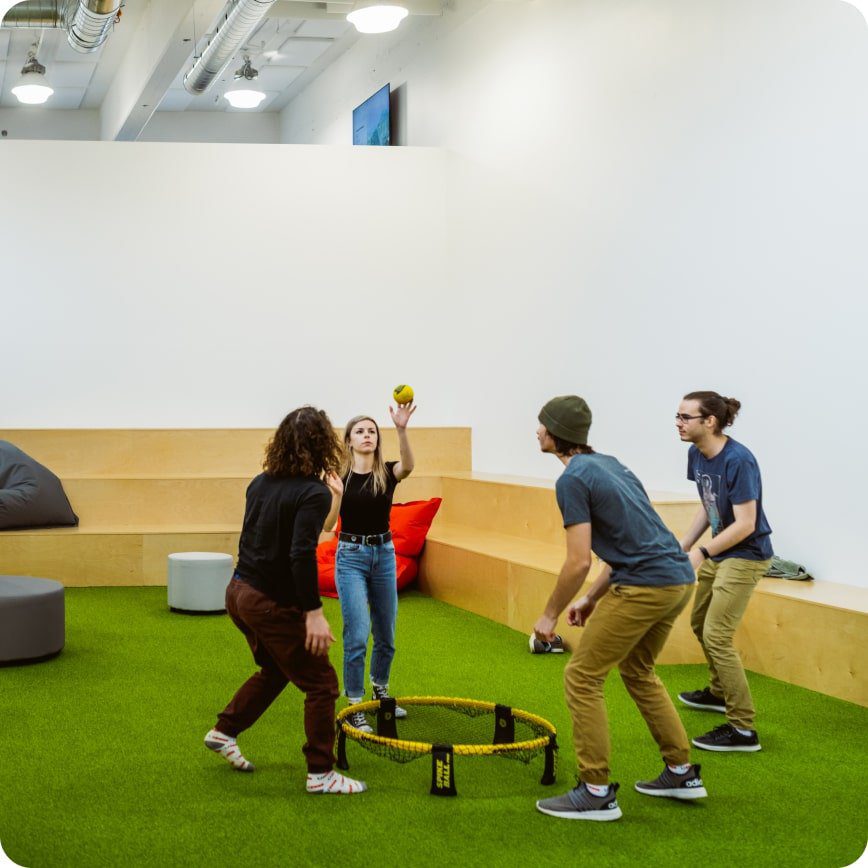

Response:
(0, 441), (78, 530)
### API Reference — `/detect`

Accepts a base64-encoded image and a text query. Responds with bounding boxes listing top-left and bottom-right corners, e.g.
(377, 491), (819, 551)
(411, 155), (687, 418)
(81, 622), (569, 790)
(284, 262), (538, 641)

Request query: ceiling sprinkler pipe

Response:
(183, 0), (277, 96)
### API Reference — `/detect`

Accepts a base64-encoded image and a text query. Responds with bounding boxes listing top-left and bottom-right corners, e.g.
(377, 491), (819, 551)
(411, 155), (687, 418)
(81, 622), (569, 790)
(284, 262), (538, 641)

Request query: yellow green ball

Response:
(393, 384), (414, 404)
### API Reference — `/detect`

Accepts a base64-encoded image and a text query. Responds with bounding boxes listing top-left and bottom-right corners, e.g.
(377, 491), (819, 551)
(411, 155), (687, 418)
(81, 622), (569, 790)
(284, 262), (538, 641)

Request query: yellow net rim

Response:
(335, 695), (557, 757)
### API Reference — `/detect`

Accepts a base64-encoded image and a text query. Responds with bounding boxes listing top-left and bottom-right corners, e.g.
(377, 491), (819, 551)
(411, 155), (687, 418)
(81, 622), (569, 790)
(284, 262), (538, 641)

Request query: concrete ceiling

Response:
(0, 0), (440, 136)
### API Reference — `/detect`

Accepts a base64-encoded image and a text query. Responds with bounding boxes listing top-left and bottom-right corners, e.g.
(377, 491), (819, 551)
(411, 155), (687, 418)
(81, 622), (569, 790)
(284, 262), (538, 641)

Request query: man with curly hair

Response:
(204, 406), (367, 795)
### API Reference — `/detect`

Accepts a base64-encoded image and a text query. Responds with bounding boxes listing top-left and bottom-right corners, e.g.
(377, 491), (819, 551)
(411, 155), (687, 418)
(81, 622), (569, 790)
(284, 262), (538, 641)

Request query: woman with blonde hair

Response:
(328, 400), (415, 732)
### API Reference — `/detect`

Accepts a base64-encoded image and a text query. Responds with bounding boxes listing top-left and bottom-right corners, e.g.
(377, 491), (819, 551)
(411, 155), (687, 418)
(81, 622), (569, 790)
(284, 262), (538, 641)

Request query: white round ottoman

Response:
(167, 552), (234, 614)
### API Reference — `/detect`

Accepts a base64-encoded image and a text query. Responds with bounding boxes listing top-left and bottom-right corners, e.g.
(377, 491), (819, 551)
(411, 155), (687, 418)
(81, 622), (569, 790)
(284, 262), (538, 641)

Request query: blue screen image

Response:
(352, 84), (390, 146)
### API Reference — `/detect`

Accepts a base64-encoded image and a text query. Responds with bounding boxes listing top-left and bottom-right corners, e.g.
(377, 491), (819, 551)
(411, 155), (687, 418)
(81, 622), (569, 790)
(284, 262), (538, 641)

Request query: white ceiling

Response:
(0, 0), (359, 116)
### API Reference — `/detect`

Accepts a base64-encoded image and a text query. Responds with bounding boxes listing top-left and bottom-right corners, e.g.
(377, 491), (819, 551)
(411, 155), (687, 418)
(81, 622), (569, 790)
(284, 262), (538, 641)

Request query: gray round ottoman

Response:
(0, 576), (65, 665)
(168, 552), (233, 614)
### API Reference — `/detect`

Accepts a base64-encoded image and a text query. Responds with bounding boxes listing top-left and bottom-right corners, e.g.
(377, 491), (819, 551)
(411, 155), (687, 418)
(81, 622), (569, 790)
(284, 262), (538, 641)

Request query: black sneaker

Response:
(536, 782), (622, 821)
(635, 764), (707, 799)
(693, 723), (761, 752)
(346, 709), (373, 734)
(678, 687), (726, 713)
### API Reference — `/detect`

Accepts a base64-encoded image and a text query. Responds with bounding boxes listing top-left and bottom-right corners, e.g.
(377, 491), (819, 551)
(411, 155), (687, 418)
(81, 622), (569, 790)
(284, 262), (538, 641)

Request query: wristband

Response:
(699, 546), (710, 560)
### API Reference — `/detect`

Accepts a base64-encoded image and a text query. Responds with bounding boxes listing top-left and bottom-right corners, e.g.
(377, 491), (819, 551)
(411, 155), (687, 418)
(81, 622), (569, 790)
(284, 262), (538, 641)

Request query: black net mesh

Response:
(336, 697), (557, 771)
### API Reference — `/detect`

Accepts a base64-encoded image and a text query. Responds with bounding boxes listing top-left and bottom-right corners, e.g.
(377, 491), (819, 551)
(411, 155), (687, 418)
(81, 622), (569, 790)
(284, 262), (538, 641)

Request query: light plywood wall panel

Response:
(438, 474), (702, 548)
(0, 531), (143, 585)
(0, 428), (471, 477)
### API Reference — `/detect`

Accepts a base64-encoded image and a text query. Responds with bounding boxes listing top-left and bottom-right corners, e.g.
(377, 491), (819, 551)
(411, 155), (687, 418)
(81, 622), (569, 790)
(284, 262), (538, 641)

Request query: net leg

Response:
(430, 744), (457, 796)
(541, 735), (558, 785)
(336, 723), (349, 771)
(376, 697), (399, 739)
(493, 704), (515, 744)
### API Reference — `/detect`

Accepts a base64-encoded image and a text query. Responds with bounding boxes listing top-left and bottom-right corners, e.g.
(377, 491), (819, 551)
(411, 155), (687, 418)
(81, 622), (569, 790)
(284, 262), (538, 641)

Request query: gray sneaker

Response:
(536, 782), (622, 821)
(371, 684), (407, 718)
(635, 764), (707, 799)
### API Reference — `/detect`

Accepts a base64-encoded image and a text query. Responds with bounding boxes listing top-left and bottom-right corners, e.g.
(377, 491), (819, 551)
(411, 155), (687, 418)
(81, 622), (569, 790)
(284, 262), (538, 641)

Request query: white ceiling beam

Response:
(99, 0), (225, 141)
(267, 0), (444, 18)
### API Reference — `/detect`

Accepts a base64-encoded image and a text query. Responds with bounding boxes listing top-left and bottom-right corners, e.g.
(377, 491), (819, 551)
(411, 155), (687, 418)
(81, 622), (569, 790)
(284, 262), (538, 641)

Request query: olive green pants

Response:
(691, 557), (772, 730)
(563, 582), (694, 786)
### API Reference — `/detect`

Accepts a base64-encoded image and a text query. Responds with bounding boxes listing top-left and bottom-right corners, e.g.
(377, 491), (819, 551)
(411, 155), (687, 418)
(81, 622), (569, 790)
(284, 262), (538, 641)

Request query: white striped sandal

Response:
(204, 729), (255, 772)
(306, 770), (368, 794)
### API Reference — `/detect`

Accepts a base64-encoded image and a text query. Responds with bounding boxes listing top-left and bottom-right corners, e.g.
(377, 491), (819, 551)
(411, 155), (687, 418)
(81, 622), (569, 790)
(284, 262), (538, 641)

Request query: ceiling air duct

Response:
(1, 0), (121, 54)
(183, 0), (278, 96)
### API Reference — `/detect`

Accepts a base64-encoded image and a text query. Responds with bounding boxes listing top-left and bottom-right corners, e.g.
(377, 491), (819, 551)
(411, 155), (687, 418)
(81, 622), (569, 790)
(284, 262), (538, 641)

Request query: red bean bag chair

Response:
(317, 497), (442, 598)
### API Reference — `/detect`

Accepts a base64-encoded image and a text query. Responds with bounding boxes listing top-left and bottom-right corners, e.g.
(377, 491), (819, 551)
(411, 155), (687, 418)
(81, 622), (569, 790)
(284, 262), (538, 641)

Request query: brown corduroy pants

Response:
(215, 578), (339, 774)
(563, 582), (694, 785)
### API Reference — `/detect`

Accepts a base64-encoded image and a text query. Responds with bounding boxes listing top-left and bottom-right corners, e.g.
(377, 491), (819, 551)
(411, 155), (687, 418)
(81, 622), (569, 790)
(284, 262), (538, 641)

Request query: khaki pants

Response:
(563, 583), (694, 785)
(691, 557), (772, 730)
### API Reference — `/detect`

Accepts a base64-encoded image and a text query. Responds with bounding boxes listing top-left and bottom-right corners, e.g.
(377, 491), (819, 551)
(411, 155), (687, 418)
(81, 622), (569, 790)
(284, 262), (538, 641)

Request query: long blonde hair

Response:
(341, 415), (390, 496)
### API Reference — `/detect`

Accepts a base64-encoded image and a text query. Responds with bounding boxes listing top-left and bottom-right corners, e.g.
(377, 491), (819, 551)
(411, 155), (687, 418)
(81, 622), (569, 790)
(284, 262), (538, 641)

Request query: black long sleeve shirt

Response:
(235, 473), (330, 611)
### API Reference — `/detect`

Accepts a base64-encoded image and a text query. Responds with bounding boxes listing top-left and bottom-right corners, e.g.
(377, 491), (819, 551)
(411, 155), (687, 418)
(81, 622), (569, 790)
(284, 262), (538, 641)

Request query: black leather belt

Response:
(339, 531), (393, 546)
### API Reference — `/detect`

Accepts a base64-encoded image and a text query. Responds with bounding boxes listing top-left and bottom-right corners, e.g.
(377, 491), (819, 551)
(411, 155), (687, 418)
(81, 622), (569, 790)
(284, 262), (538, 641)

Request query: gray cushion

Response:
(0, 576), (65, 663)
(0, 441), (78, 530)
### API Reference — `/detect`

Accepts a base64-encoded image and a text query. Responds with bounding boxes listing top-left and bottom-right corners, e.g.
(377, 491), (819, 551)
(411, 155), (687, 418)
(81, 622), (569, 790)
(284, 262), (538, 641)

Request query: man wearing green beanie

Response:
(534, 396), (707, 821)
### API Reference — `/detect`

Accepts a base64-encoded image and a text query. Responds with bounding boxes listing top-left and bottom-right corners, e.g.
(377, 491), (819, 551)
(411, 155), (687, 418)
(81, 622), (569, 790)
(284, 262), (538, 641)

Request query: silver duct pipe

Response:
(1, 1), (63, 28)
(183, 0), (278, 96)
(67, 0), (121, 53)
(1, 0), (120, 54)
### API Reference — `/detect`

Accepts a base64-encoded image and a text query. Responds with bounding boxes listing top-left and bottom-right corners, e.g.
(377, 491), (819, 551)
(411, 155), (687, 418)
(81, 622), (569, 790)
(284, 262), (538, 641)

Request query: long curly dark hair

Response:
(263, 406), (341, 478)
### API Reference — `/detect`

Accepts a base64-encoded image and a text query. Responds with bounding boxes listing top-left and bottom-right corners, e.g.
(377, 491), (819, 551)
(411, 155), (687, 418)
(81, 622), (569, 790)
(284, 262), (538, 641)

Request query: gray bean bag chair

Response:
(0, 441), (78, 530)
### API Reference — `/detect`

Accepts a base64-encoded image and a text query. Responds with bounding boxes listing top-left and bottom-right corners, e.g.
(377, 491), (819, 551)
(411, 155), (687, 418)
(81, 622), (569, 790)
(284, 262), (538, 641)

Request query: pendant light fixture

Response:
(224, 56), (267, 109)
(347, 2), (409, 34)
(11, 40), (54, 106)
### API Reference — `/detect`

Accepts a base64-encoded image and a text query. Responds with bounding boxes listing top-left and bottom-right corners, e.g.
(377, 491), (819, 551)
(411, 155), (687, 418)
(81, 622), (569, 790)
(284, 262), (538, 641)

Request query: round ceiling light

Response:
(347, 3), (409, 34)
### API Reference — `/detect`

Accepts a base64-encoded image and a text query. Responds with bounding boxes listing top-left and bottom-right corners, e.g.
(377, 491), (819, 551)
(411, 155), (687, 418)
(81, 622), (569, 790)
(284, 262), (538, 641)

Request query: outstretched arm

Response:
(390, 402), (416, 479)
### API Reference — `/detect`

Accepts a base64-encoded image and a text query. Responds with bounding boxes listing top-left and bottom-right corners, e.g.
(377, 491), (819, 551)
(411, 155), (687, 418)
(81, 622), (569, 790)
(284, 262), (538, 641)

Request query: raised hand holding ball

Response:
(393, 384), (414, 405)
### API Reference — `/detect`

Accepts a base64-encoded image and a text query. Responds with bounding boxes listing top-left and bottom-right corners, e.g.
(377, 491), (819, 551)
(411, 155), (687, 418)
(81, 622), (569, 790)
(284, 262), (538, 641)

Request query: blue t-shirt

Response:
(556, 453), (694, 587)
(687, 438), (773, 562)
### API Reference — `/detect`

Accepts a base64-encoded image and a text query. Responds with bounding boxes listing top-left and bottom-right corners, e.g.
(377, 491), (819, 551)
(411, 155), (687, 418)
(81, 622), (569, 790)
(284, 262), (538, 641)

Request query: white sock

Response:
(585, 783), (609, 797)
(735, 726), (754, 737)
(668, 763), (691, 775)
(347, 696), (364, 705)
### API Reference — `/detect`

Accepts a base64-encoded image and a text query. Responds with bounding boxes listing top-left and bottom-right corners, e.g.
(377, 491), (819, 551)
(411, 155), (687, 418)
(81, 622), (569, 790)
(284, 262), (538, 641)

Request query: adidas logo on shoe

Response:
(634, 764), (707, 800)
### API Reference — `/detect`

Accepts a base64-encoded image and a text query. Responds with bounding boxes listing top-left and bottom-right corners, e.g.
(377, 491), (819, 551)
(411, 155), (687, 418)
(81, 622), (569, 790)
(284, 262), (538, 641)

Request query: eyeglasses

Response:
(675, 413), (707, 422)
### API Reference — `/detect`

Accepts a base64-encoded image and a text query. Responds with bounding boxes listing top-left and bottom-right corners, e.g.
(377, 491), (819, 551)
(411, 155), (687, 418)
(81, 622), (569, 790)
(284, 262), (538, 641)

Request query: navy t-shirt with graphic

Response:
(687, 438), (773, 562)
(556, 453), (694, 588)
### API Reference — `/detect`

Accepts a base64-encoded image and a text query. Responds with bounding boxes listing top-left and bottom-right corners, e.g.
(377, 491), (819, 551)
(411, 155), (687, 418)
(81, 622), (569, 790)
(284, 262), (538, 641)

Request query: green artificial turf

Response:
(1, 588), (866, 868)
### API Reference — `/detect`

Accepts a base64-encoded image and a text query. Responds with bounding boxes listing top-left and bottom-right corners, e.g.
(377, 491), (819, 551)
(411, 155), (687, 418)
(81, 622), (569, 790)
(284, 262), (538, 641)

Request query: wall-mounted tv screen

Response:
(352, 84), (390, 146)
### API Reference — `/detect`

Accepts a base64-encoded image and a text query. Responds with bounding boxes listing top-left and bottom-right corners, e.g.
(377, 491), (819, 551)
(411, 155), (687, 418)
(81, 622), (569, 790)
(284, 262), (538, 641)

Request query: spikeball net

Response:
(335, 696), (558, 796)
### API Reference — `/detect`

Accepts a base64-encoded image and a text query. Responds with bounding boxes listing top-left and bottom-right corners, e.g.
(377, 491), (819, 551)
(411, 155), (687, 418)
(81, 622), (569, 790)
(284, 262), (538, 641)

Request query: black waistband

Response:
(339, 531), (392, 546)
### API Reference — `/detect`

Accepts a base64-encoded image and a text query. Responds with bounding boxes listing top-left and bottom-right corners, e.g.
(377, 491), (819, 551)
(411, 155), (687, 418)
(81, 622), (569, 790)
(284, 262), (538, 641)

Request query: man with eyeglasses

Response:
(675, 391), (773, 753)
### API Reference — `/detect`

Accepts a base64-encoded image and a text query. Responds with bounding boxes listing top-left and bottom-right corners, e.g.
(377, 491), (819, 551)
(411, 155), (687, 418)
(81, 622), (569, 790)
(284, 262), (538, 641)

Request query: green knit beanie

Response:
(538, 395), (592, 445)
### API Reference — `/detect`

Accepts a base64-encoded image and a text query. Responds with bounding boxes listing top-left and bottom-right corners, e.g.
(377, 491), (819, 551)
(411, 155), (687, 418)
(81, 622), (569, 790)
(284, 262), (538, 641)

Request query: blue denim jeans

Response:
(335, 540), (398, 699)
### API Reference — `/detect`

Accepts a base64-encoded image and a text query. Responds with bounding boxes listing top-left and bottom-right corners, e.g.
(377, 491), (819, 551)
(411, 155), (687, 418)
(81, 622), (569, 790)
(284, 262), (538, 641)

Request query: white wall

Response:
(0, 108), (99, 140)
(278, 0), (868, 584)
(2, 0), (866, 586)
(139, 112), (280, 143)
(1, 140), (465, 427)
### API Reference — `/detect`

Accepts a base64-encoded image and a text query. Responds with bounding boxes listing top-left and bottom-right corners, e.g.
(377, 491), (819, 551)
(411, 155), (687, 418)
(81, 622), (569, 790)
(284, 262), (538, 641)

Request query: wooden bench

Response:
(1, 431), (863, 706)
